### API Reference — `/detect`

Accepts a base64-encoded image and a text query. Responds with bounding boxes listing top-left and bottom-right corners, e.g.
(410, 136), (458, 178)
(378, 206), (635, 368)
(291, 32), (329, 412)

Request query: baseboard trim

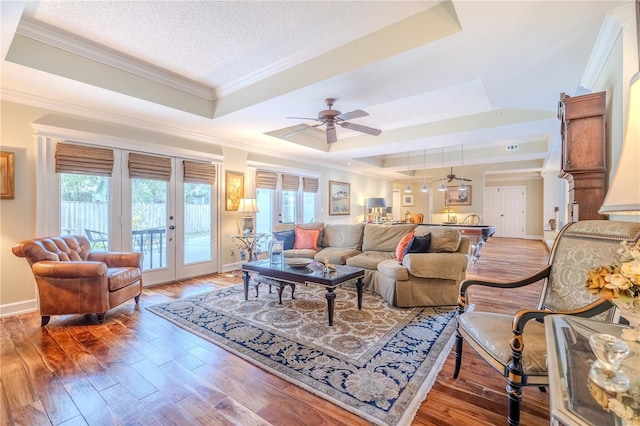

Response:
(0, 299), (38, 318)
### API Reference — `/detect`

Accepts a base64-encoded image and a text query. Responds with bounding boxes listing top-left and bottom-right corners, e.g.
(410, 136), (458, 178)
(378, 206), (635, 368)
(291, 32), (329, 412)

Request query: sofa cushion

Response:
(323, 223), (364, 250)
(294, 227), (320, 250)
(362, 224), (417, 252)
(403, 234), (431, 259)
(314, 247), (361, 265)
(377, 259), (410, 281)
(347, 251), (396, 270)
(107, 267), (142, 291)
(273, 230), (295, 250)
(395, 231), (415, 262)
(420, 227), (462, 253)
(273, 222), (325, 248)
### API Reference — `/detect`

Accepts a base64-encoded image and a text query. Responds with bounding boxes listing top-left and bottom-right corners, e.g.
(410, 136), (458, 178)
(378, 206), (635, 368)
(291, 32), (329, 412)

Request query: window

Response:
(254, 170), (318, 237)
(56, 143), (114, 251)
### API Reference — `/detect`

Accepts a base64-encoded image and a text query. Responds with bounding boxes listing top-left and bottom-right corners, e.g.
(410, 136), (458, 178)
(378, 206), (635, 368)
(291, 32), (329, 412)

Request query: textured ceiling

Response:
(2, 1), (634, 180)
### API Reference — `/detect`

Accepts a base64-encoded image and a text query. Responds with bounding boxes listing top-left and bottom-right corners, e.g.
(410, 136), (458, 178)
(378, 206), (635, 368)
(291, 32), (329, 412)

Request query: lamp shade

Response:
(599, 72), (640, 215)
(367, 197), (386, 209)
(237, 198), (259, 214)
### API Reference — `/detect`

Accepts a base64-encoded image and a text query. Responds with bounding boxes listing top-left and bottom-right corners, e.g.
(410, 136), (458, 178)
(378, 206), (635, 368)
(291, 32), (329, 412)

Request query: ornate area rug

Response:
(148, 284), (457, 426)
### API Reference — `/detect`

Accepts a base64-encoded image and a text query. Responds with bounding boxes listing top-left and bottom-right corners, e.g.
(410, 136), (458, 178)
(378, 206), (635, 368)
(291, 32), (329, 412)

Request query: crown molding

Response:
(581, 2), (635, 90)
(16, 19), (216, 101)
(216, 1), (431, 97)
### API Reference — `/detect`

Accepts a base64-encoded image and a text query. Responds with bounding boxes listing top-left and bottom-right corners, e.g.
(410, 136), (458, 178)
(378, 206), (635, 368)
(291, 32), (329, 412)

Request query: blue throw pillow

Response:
(402, 234), (431, 264)
(273, 230), (295, 250)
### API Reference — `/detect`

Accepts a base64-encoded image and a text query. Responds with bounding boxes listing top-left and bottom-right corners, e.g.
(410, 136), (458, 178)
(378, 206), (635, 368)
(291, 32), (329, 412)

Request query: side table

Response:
(228, 233), (269, 262)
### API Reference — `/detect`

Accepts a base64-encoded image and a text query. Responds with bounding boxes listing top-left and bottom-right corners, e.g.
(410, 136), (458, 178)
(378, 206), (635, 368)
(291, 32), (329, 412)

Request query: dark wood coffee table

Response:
(241, 260), (365, 326)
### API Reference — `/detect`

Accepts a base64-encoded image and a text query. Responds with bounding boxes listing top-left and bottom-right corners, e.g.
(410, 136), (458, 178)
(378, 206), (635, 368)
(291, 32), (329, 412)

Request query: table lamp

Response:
(237, 198), (259, 234)
(367, 198), (387, 224)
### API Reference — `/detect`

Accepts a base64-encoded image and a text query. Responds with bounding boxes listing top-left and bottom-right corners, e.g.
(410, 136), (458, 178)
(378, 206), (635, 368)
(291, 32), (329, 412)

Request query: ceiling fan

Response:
(285, 98), (382, 144)
(433, 167), (472, 183)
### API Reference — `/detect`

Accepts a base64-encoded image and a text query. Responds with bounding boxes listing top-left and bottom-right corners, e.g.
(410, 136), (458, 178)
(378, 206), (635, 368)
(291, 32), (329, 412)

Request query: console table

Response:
(545, 315), (639, 426)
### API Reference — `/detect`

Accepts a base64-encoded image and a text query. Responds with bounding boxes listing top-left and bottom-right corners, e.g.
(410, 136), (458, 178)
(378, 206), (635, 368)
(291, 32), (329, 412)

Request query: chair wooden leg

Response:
(453, 330), (463, 378)
(41, 315), (50, 326)
(506, 379), (522, 426)
(96, 313), (105, 324)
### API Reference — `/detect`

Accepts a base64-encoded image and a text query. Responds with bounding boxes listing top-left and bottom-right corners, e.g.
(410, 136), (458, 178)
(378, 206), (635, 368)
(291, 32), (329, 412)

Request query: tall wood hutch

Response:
(557, 91), (607, 221)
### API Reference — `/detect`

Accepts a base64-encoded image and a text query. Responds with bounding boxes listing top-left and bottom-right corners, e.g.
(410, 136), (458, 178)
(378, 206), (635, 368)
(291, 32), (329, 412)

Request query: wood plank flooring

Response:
(1, 237), (551, 426)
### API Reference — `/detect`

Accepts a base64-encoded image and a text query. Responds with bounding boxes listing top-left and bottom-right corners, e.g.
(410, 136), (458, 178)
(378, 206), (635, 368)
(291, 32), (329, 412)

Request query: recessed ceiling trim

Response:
(16, 18), (215, 100)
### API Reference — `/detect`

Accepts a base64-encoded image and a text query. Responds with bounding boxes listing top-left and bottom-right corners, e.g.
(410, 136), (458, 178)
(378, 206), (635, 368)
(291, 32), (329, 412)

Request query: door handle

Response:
(169, 225), (175, 230)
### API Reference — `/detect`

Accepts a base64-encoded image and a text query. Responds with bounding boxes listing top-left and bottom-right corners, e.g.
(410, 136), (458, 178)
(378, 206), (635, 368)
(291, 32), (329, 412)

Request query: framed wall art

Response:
(402, 193), (414, 207)
(329, 180), (350, 215)
(0, 151), (15, 200)
(445, 186), (472, 206)
(225, 171), (244, 211)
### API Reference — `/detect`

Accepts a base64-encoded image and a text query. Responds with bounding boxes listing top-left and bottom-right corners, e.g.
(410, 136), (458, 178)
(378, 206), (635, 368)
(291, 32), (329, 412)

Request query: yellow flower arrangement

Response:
(585, 241), (640, 302)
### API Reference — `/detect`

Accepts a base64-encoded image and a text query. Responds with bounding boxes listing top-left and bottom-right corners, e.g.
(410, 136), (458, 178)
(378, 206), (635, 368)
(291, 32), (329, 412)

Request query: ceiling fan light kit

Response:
(286, 98), (381, 144)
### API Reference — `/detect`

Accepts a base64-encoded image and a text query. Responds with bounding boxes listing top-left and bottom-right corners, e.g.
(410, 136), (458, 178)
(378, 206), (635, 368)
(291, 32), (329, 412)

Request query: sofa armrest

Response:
(403, 253), (468, 281)
(88, 252), (143, 268)
(32, 261), (107, 278)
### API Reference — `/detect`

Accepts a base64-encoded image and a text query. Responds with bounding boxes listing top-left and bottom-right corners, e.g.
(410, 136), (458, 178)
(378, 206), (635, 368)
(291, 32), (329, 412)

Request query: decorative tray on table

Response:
(285, 258), (313, 268)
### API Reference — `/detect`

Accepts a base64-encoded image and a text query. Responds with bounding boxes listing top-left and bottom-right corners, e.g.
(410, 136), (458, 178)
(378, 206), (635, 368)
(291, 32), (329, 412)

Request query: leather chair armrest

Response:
(32, 261), (107, 278)
(88, 252), (143, 268)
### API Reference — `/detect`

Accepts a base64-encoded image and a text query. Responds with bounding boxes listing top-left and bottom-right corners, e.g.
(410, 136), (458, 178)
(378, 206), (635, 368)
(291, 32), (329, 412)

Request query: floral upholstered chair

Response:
(453, 220), (640, 426)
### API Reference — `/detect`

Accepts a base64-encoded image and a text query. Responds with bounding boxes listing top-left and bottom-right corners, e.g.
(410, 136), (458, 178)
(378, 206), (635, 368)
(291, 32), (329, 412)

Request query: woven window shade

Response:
(183, 161), (216, 184)
(55, 142), (114, 176)
(129, 153), (171, 181)
(281, 174), (300, 191)
(302, 177), (319, 193)
(256, 170), (278, 189)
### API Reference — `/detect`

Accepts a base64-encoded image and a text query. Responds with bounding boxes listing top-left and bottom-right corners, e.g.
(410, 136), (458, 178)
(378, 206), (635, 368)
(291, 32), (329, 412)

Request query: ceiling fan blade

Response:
(336, 109), (368, 121)
(282, 123), (322, 138)
(326, 126), (337, 144)
(287, 116), (320, 121)
(339, 122), (381, 136)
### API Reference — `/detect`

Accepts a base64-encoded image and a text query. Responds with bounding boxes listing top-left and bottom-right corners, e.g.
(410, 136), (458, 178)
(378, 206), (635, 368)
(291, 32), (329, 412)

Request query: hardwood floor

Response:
(1, 237), (551, 426)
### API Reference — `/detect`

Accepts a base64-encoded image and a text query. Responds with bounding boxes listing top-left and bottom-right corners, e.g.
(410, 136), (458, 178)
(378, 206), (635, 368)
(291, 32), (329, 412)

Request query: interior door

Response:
(484, 186), (525, 238)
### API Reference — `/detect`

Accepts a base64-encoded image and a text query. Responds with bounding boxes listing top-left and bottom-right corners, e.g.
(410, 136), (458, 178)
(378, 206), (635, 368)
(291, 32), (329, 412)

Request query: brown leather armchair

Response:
(12, 235), (143, 326)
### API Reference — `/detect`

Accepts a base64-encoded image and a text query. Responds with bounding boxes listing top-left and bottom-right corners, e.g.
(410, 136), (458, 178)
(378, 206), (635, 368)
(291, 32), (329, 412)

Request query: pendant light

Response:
(438, 147), (447, 192)
(420, 149), (429, 192)
(404, 152), (412, 193)
(458, 144), (467, 192)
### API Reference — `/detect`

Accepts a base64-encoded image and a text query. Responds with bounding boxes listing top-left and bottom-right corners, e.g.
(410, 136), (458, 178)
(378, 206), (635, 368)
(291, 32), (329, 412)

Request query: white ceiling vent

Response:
(506, 144), (520, 151)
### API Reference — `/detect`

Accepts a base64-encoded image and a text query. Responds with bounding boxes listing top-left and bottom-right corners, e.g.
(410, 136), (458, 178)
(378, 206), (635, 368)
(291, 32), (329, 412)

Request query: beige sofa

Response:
(272, 222), (469, 307)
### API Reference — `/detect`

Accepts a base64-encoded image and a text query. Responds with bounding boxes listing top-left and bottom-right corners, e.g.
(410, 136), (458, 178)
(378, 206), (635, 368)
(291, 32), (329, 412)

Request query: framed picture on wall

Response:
(445, 186), (472, 206)
(225, 171), (244, 211)
(329, 181), (350, 215)
(0, 151), (15, 200)
(402, 193), (414, 207)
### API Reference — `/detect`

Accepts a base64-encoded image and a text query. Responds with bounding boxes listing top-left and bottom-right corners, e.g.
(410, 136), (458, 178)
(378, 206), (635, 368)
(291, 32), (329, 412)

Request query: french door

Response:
(55, 146), (218, 286)
(120, 152), (218, 285)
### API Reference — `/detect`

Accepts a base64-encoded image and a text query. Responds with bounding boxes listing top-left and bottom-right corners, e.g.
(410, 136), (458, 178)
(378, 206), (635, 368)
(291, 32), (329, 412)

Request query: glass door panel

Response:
(183, 182), (212, 264)
(59, 173), (110, 251)
(281, 190), (296, 224)
(131, 178), (167, 271)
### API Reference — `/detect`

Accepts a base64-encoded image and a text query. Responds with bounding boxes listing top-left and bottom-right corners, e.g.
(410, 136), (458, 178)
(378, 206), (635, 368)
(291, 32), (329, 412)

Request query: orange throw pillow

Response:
(293, 227), (320, 250)
(396, 231), (415, 262)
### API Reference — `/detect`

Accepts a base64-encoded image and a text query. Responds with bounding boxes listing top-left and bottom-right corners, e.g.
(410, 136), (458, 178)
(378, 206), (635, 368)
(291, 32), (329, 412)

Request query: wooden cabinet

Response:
(557, 91), (606, 220)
